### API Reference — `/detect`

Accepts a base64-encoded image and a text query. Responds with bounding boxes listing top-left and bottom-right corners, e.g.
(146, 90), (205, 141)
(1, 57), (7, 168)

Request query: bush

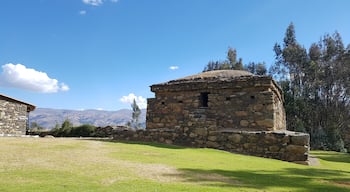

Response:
(70, 124), (96, 137)
(49, 124), (96, 137)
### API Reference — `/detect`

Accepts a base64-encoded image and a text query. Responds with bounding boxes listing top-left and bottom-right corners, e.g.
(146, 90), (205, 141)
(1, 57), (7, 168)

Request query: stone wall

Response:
(344, 128), (350, 151)
(0, 99), (29, 135)
(112, 128), (309, 163)
(147, 76), (286, 133)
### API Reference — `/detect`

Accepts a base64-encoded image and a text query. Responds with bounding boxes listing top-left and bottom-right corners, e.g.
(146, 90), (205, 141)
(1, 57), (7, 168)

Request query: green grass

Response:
(0, 137), (349, 191)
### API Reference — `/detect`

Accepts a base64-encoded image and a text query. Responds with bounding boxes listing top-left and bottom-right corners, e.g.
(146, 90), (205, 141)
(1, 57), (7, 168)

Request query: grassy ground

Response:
(0, 137), (349, 192)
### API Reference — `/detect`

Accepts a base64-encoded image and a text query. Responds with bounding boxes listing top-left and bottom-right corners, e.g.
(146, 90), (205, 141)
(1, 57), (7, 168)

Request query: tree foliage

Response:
(50, 119), (96, 137)
(127, 99), (142, 129)
(246, 62), (267, 75)
(203, 47), (267, 75)
(270, 23), (350, 151)
(29, 122), (45, 131)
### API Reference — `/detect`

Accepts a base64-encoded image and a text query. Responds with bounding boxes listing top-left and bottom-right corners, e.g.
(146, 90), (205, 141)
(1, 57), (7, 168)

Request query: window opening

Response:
(200, 92), (209, 107)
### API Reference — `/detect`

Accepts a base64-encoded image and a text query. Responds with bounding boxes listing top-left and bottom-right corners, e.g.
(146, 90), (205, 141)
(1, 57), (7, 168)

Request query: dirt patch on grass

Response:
(129, 163), (240, 186)
(186, 171), (242, 186)
(319, 179), (350, 189)
(333, 180), (350, 188)
(133, 163), (241, 186)
(308, 156), (320, 166)
(132, 163), (182, 182)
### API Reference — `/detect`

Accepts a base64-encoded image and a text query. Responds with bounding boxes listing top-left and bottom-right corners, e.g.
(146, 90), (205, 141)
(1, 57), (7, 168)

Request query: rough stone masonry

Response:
(113, 70), (310, 164)
(0, 94), (36, 135)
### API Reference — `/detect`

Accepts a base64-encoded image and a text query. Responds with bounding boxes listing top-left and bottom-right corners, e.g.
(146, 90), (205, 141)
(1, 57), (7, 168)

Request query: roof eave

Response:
(0, 94), (36, 112)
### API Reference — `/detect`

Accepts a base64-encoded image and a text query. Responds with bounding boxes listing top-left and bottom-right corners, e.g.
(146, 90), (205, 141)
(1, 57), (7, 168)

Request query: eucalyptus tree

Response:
(270, 23), (350, 151)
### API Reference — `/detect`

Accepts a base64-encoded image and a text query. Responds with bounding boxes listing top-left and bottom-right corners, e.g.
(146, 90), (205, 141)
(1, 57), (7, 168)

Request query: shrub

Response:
(70, 124), (96, 137)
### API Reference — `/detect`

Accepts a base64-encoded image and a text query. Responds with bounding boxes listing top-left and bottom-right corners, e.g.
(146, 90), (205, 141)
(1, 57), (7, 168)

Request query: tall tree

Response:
(203, 47), (263, 72)
(128, 99), (142, 129)
(255, 63), (267, 75)
(234, 58), (244, 70)
(227, 47), (237, 69)
(270, 23), (350, 151)
(246, 62), (267, 75)
(283, 22), (297, 47)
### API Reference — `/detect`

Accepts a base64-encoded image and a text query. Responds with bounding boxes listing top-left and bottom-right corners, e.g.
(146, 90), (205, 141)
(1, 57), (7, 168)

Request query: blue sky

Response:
(1, 0), (349, 110)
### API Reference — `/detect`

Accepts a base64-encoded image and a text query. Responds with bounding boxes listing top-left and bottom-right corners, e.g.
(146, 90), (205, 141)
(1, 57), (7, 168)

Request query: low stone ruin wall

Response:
(112, 128), (310, 163)
(95, 126), (119, 137)
(344, 130), (350, 151)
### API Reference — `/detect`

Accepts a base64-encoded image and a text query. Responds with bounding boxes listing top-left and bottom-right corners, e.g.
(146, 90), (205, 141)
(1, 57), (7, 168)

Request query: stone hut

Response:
(114, 70), (310, 163)
(147, 70), (286, 132)
(0, 94), (36, 135)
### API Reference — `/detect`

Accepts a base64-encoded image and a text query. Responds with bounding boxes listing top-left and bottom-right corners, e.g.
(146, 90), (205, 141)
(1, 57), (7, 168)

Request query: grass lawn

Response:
(0, 137), (349, 192)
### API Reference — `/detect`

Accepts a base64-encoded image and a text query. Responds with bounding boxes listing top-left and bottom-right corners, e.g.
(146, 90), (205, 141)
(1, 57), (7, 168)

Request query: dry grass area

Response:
(0, 138), (181, 184)
(0, 137), (240, 191)
(0, 137), (349, 192)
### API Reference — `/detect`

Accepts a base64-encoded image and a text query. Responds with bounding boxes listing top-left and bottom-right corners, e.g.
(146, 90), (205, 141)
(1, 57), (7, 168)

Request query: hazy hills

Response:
(29, 108), (146, 129)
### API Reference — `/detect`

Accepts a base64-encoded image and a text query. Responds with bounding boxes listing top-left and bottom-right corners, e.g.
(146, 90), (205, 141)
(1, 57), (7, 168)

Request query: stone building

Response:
(0, 94), (36, 135)
(147, 70), (286, 132)
(114, 70), (310, 163)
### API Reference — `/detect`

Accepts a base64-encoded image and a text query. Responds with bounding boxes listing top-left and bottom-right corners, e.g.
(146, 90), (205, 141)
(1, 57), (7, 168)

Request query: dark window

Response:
(200, 92), (209, 107)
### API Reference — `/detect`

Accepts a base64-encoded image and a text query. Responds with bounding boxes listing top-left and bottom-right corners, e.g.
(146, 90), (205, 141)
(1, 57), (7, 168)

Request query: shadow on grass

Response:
(312, 151), (350, 164)
(85, 138), (187, 149)
(166, 167), (350, 191)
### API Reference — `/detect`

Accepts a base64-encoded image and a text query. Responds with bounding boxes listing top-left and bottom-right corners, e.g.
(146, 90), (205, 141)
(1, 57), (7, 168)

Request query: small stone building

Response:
(147, 70), (286, 132)
(0, 94), (36, 135)
(114, 70), (310, 163)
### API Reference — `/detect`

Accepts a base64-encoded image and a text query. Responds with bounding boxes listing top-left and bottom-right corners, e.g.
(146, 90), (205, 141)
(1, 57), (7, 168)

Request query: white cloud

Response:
(79, 10), (87, 15)
(120, 93), (147, 109)
(60, 83), (70, 91)
(82, 0), (119, 6)
(169, 66), (179, 70)
(0, 63), (70, 93)
(82, 0), (103, 6)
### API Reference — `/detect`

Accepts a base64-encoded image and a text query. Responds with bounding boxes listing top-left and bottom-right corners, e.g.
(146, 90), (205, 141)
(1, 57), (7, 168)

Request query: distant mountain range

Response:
(29, 108), (146, 129)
